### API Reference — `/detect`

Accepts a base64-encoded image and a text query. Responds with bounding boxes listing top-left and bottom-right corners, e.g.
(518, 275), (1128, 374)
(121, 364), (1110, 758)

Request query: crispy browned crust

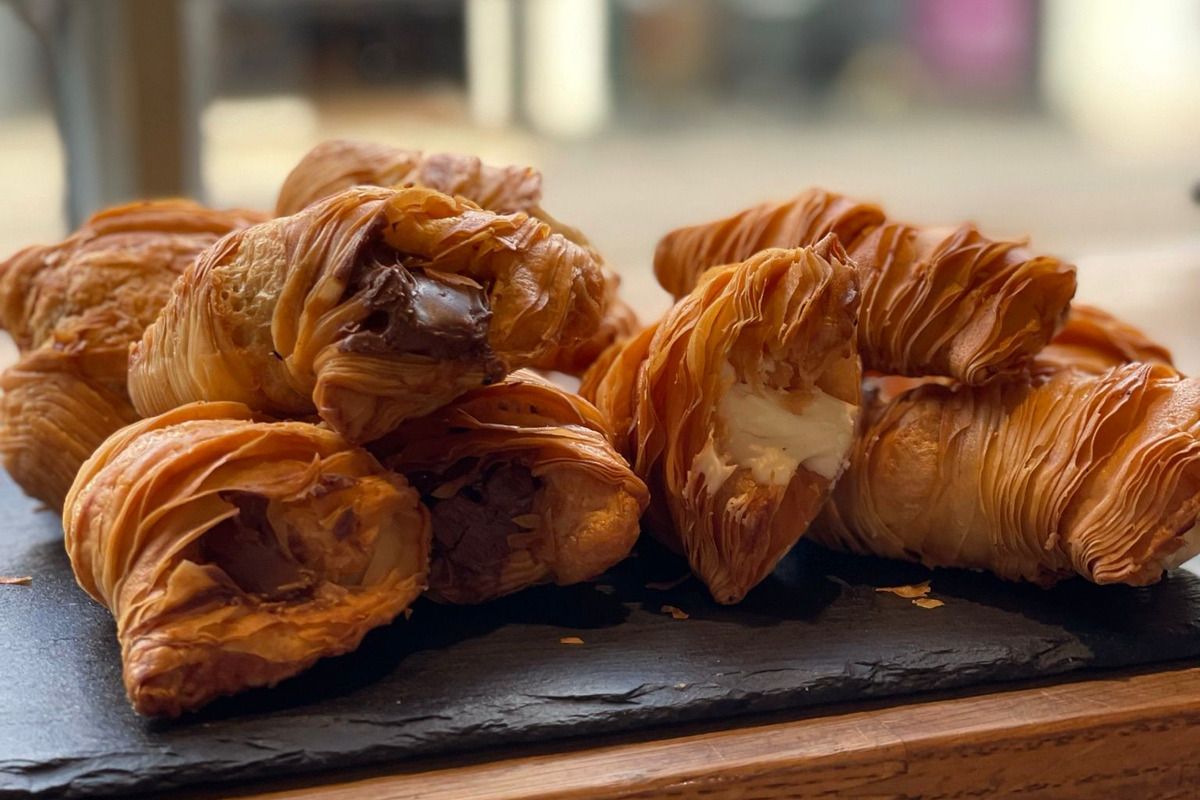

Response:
(584, 238), (863, 603)
(64, 401), (430, 717)
(653, 189), (1077, 384)
(129, 186), (607, 443)
(818, 362), (1200, 586)
(1034, 303), (1174, 376)
(0, 200), (265, 508)
(373, 370), (648, 604)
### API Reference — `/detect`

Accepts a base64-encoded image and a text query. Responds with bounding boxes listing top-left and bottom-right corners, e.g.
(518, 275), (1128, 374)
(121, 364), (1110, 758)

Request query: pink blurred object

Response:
(912, 0), (1035, 91)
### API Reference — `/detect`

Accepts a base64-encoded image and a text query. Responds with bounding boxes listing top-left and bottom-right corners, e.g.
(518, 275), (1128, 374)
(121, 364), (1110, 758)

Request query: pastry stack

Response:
(2, 140), (1196, 718)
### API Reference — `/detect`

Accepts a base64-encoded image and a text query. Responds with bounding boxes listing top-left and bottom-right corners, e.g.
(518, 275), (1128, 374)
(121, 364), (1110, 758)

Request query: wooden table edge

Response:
(220, 665), (1200, 800)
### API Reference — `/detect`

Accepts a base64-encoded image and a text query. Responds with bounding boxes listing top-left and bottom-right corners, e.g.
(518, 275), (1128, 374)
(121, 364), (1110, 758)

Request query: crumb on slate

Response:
(0, 576), (32, 586)
(560, 636), (585, 645)
(912, 598), (945, 610)
(875, 581), (931, 599)
(661, 604), (689, 620)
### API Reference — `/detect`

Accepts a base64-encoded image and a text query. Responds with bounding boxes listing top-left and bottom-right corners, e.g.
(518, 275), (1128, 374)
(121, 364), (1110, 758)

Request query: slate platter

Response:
(2, 472), (1200, 799)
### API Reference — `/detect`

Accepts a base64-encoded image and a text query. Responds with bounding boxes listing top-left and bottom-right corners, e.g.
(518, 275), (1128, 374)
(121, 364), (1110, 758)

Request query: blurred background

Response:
(0, 0), (1198, 362)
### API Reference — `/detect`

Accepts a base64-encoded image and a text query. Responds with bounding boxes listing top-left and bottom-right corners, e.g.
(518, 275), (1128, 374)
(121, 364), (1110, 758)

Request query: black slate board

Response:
(2, 472), (1200, 799)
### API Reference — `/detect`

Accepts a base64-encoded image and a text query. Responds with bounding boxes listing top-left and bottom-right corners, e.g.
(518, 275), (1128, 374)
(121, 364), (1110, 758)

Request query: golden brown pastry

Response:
(276, 139), (544, 219)
(818, 362), (1200, 586)
(0, 200), (265, 509)
(372, 370), (648, 604)
(583, 237), (863, 603)
(1034, 303), (1173, 375)
(276, 139), (638, 375)
(129, 186), (607, 443)
(654, 189), (1077, 384)
(64, 401), (430, 717)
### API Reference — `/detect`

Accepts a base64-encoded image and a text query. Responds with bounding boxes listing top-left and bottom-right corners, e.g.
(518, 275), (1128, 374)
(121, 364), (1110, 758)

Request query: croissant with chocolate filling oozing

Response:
(128, 186), (607, 443)
(653, 188), (1077, 384)
(0, 200), (265, 509)
(275, 139), (638, 375)
(817, 361), (1200, 586)
(582, 237), (862, 604)
(372, 370), (648, 604)
(63, 401), (430, 717)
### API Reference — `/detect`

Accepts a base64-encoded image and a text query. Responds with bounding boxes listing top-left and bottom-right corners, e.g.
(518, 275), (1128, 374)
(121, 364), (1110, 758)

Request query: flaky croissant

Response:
(0, 200), (265, 508)
(372, 370), (648, 604)
(276, 139), (638, 374)
(818, 361), (1200, 586)
(654, 189), (1077, 384)
(1033, 303), (1173, 375)
(64, 401), (430, 717)
(583, 237), (862, 603)
(129, 186), (607, 443)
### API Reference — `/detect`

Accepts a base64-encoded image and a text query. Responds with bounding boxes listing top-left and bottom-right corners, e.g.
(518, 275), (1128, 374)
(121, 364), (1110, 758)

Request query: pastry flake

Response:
(63, 401), (430, 717)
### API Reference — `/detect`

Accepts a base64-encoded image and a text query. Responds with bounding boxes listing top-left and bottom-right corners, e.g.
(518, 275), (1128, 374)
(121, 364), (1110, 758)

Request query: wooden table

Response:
(215, 665), (1200, 800)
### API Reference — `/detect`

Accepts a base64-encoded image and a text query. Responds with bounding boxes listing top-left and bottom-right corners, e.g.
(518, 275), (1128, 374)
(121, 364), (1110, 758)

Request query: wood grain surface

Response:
(226, 666), (1200, 800)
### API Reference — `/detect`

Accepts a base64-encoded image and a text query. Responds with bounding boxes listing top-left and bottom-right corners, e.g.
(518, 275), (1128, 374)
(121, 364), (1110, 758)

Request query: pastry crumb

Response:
(912, 598), (945, 610)
(402, 607), (414, 620)
(661, 604), (689, 620)
(0, 576), (31, 586)
(560, 636), (585, 645)
(594, 584), (616, 595)
(875, 581), (931, 599)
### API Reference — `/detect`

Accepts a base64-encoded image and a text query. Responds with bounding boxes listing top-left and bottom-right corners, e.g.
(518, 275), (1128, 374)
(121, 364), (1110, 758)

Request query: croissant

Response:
(1033, 302), (1173, 375)
(276, 139), (637, 374)
(129, 186), (607, 443)
(371, 370), (648, 604)
(654, 189), (1077, 384)
(64, 401), (430, 717)
(0, 200), (265, 508)
(818, 361), (1200, 586)
(583, 238), (862, 603)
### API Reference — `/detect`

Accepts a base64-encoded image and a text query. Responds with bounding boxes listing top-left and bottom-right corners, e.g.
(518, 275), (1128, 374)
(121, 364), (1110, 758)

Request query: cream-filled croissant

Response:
(582, 237), (862, 603)
(0, 200), (265, 508)
(276, 139), (638, 374)
(129, 186), (607, 443)
(64, 401), (430, 717)
(372, 370), (648, 604)
(654, 189), (1077, 384)
(819, 361), (1200, 586)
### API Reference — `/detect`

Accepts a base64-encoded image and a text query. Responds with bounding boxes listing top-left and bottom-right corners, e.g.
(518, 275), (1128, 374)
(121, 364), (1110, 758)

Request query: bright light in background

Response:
(467, 0), (515, 128)
(1042, 0), (1200, 159)
(523, 0), (610, 138)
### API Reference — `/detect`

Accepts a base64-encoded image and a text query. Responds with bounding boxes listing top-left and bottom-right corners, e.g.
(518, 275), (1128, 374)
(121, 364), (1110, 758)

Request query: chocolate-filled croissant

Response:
(372, 371), (648, 604)
(64, 402), (430, 717)
(129, 186), (607, 443)
(583, 237), (863, 604)
(276, 139), (638, 374)
(0, 200), (265, 508)
(818, 362), (1200, 586)
(654, 189), (1077, 384)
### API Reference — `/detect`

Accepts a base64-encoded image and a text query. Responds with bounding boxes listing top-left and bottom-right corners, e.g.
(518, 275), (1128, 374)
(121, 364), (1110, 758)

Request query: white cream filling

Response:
(691, 364), (858, 494)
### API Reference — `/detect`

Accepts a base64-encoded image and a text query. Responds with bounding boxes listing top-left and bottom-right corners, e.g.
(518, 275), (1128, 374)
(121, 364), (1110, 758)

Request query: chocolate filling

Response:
(200, 492), (315, 600)
(423, 463), (540, 583)
(341, 240), (504, 380)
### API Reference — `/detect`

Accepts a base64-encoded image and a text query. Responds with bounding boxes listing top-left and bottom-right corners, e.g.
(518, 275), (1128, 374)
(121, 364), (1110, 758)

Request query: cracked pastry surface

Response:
(64, 401), (430, 717)
(0, 200), (265, 509)
(653, 188), (1076, 385)
(373, 370), (648, 604)
(583, 236), (862, 604)
(128, 185), (607, 443)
